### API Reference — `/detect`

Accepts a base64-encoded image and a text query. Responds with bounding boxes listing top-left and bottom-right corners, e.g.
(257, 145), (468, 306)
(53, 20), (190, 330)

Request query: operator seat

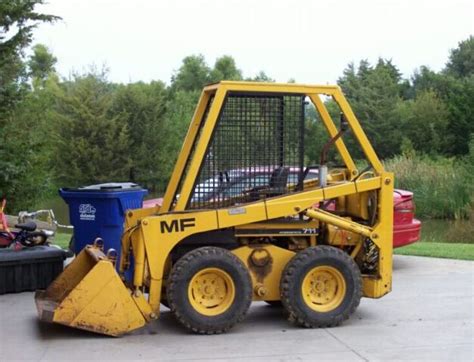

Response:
(247, 166), (290, 201)
(267, 166), (290, 195)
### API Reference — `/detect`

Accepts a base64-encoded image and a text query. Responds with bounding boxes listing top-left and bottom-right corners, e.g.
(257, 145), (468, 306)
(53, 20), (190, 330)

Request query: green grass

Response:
(51, 232), (71, 249)
(395, 242), (474, 261)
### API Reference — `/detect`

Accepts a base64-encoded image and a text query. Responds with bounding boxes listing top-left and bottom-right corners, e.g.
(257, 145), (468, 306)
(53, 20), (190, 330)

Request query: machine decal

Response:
(160, 218), (196, 233)
(79, 204), (96, 221)
(228, 207), (246, 215)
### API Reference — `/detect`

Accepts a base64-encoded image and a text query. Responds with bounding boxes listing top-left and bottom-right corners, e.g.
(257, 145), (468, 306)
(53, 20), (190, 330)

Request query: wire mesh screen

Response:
(188, 92), (305, 209)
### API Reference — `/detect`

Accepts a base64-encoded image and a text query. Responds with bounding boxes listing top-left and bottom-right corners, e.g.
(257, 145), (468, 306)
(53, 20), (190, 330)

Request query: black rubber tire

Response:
(167, 246), (252, 334)
(280, 245), (362, 328)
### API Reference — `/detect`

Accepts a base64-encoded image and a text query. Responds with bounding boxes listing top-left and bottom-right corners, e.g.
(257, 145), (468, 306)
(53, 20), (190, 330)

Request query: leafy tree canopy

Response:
(248, 71), (275, 82)
(210, 55), (242, 82)
(28, 43), (57, 82)
(0, 0), (59, 118)
(170, 54), (210, 92)
(53, 72), (131, 186)
(445, 36), (474, 78)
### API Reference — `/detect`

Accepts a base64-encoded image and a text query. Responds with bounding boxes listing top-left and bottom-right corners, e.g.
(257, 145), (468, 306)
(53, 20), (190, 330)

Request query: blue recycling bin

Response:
(59, 183), (148, 257)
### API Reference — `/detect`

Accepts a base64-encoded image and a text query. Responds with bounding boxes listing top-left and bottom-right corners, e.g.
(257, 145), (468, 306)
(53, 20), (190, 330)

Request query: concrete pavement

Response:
(0, 255), (472, 361)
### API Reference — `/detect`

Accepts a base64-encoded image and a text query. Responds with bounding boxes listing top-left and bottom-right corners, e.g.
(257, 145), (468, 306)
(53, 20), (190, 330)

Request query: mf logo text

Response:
(160, 218), (196, 233)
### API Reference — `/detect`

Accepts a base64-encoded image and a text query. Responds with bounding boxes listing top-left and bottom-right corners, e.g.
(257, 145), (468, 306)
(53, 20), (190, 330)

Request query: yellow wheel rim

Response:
(301, 266), (346, 312)
(188, 268), (235, 316)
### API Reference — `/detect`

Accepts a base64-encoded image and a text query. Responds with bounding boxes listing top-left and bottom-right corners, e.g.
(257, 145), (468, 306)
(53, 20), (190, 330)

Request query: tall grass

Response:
(384, 155), (472, 219)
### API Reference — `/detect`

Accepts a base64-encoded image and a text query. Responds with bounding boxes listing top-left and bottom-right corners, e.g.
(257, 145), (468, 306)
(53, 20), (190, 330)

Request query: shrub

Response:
(384, 155), (472, 219)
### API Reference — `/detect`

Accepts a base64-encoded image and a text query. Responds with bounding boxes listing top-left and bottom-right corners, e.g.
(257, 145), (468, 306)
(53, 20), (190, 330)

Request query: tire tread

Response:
(280, 245), (362, 328)
(167, 246), (252, 334)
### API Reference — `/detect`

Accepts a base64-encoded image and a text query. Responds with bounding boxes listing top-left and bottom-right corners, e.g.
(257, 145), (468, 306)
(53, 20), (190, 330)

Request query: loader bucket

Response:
(35, 245), (146, 336)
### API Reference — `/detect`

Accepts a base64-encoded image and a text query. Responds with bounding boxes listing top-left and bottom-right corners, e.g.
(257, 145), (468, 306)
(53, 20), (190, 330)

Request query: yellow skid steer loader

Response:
(36, 82), (393, 336)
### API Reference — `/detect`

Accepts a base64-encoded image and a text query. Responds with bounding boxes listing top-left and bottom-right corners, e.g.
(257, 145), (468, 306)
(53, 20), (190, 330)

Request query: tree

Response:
(170, 54), (210, 92)
(411, 66), (438, 95)
(337, 62), (360, 101)
(338, 59), (403, 158)
(110, 81), (168, 191)
(53, 72), (131, 186)
(443, 76), (474, 155)
(304, 104), (329, 165)
(411, 62), (474, 155)
(0, 75), (59, 210)
(375, 58), (402, 83)
(210, 55), (242, 82)
(445, 36), (474, 78)
(395, 90), (449, 154)
(0, 0), (59, 119)
(248, 71), (275, 82)
(28, 43), (57, 82)
(442, 37), (474, 155)
(0, 1), (59, 211)
(161, 90), (201, 186)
